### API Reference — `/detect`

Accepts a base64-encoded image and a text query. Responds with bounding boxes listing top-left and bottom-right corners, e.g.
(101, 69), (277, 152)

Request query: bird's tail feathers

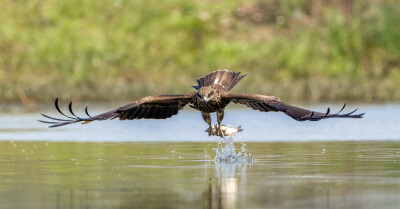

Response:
(196, 70), (246, 91)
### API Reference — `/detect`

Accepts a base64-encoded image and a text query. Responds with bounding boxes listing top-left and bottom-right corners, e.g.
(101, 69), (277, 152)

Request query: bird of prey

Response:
(39, 70), (364, 136)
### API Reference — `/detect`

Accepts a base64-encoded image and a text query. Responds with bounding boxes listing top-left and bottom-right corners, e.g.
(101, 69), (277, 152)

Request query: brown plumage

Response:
(39, 70), (364, 135)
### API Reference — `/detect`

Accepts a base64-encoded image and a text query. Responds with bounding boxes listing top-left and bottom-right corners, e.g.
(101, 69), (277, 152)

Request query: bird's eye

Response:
(208, 92), (214, 97)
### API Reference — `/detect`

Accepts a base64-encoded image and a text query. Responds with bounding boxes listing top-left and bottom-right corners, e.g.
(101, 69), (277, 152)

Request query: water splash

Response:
(214, 137), (255, 163)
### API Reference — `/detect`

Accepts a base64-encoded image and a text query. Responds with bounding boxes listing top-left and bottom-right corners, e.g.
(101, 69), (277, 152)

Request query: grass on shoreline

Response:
(0, 0), (399, 103)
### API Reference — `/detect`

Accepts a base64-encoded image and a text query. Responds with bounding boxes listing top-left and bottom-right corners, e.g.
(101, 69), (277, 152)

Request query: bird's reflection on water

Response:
(203, 136), (253, 209)
(50, 138), (254, 209)
(203, 161), (249, 209)
(51, 162), (250, 209)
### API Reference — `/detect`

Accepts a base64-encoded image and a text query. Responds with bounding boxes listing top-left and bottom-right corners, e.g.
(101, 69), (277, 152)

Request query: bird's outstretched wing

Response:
(223, 93), (364, 121)
(39, 94), (194, 128)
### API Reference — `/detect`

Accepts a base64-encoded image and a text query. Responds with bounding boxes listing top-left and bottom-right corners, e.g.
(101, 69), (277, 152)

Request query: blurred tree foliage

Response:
(0, 0), (399, 103)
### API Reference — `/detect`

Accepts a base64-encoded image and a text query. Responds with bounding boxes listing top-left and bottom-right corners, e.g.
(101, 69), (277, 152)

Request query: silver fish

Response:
(205, 124), (243, 137)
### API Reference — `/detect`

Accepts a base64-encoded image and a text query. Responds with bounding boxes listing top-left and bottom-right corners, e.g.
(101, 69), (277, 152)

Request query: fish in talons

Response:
(205, 124), (243, 138)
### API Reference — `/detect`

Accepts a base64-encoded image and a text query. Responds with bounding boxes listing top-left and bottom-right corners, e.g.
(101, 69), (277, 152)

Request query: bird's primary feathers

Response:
(39, 70), (364, 132)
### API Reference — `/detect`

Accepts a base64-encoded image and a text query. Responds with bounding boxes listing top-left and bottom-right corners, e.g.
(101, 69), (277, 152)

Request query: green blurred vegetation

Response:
(0, 0), (399, 103)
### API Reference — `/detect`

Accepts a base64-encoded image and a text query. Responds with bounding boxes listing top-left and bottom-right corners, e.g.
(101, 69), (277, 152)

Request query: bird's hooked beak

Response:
(202, 96), (210, 103)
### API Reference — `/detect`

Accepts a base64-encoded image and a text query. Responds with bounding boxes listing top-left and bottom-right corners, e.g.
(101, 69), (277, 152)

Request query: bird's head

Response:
(197, 87), (216, 103)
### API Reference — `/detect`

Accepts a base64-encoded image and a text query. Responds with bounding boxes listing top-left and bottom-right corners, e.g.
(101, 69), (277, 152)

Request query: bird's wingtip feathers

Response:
(38, 98), (94, 127)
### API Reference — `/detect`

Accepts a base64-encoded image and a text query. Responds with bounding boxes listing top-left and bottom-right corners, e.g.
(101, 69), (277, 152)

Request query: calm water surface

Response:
(0, 104), (399, 209)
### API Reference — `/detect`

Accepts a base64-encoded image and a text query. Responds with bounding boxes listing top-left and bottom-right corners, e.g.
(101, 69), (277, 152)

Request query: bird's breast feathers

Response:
(191, 96), (229, 113)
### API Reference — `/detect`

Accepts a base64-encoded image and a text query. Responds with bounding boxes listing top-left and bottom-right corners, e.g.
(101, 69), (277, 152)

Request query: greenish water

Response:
(1, 141), (400, 209)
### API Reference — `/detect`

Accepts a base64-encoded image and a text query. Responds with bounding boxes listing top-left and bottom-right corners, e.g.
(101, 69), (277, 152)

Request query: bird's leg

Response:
(201, 112), (212, 136)
(217, 110), (225, 137)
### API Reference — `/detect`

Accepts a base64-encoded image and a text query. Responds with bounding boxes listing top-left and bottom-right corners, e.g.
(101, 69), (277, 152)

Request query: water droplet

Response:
(21, 149), (26, 153)
(214, 137), (255, 163)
